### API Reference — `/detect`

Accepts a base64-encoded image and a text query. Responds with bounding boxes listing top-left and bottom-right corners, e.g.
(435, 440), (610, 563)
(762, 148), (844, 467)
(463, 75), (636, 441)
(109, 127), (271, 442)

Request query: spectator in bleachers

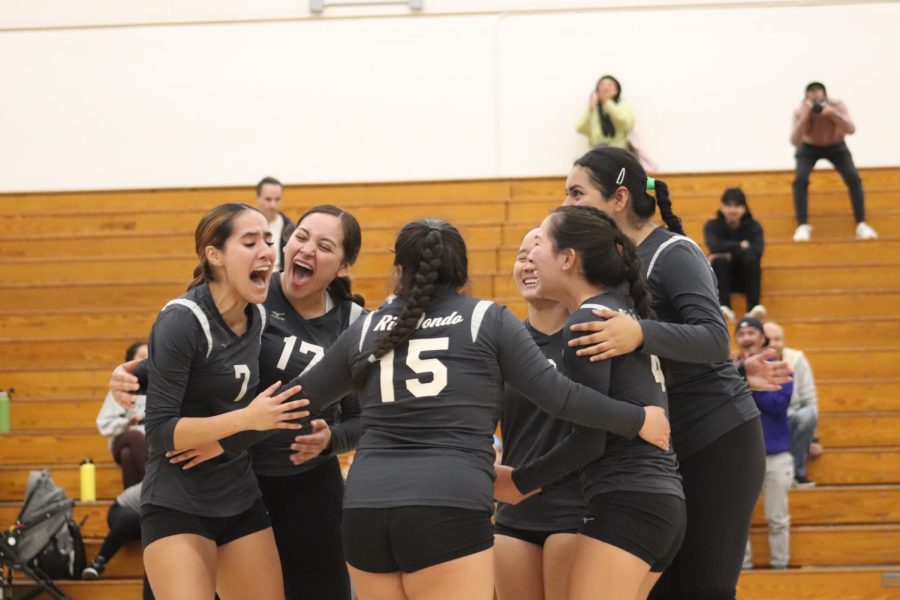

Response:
(96, 341), (147, 488)
(790, 82), (878, 242)
(82, 482), (154, 599)
(256, 176), (294, 271)
(764, 321), (821, 488)
(704, 188), (766, 323)
(576, 75), (634, 150)
(734, 317), (793, 570)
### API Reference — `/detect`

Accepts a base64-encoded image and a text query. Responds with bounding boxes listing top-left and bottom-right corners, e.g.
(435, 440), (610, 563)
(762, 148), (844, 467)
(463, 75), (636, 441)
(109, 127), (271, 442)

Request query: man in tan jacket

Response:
(790, 82), (878, 242)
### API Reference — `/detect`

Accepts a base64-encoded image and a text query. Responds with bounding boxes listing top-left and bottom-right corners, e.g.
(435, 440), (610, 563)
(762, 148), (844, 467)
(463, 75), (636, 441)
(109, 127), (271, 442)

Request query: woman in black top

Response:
(497, 206), (685, 600)
(561, 147), (769, 599)
(494, 228), (584, 600)
(244, 205), (365, 600)
(703, 187), (765, 320)
(139, 204), (308, 599)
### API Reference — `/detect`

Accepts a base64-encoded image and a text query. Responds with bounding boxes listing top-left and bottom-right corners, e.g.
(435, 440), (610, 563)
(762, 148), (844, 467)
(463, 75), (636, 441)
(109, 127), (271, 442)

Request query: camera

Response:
(812, 98), (826, 113)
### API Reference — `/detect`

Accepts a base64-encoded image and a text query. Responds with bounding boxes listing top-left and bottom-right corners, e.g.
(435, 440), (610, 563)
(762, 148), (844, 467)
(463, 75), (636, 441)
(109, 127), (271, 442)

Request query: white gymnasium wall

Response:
(0, 0), (896, 192)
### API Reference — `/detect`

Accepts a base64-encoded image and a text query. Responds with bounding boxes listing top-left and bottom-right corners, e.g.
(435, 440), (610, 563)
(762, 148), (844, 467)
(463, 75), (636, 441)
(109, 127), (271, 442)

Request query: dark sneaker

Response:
(82, 557), (106, 580)
(81, 566), (100, 580)
(794, 475), (816, 488)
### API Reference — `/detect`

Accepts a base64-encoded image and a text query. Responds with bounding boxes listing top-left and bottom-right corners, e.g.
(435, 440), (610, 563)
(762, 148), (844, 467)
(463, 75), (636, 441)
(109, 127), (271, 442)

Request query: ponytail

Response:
(651, 179), (683, 235)
(328, 275), (366, 307)
(615, 231), (653, 319)
(187, 258), (212, 291)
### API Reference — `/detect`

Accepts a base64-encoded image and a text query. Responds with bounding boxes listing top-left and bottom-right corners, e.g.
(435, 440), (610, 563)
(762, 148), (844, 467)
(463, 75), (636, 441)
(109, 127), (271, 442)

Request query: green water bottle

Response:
(0, 390), (10, 434)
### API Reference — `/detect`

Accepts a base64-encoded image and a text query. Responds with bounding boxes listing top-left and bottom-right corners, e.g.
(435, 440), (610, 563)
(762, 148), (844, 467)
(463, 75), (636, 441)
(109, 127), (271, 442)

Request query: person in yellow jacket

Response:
(576, 75), (634, 149)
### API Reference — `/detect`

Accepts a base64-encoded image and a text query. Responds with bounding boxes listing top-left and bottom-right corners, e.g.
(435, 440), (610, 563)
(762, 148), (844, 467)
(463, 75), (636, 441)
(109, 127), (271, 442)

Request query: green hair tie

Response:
(646, 177), (656, 191)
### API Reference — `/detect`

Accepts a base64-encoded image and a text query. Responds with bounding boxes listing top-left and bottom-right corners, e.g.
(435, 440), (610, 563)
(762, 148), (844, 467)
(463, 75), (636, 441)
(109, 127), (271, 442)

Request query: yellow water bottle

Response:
(80, 459), (96, 502)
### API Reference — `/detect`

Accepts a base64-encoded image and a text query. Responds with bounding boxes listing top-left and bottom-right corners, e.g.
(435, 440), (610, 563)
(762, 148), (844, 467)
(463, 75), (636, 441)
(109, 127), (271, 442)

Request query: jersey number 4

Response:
(377, 337), (449, 403)
(650, 355), (666, 392)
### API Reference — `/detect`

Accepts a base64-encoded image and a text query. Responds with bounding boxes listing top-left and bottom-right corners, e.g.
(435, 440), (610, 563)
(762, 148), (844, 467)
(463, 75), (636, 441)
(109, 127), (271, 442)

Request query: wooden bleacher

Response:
(1, 167), (898, 599)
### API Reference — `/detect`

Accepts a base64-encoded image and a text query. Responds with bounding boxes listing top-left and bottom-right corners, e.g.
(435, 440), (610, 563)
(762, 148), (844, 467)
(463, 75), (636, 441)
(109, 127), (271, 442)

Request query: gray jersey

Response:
(252, 276), (366, 476)
(244, 290), (648, 513)
(513, 293), (683, 501)
(141, 283), (264, 517)
(637, 228), (759, 460)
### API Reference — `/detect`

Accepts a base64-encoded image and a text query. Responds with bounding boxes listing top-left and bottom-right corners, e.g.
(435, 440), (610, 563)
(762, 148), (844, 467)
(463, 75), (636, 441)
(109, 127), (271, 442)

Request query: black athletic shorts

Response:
(580, 491), (686, 572)
(141, 498), (271, 548)
(343, 506), (493, 573)
(494, 522), (578, 547)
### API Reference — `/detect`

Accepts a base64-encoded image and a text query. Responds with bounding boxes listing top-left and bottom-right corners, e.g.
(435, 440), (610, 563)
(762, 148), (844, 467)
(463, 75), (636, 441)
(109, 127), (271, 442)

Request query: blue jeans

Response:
(789, 407), (818, 478)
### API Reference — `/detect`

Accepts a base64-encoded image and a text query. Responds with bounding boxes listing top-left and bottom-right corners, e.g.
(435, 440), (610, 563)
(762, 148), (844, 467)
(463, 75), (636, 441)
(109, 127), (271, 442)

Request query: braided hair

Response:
(351, 219), (468, 389)
(548, 205), (653, 319)
(574, 146), (683, 235)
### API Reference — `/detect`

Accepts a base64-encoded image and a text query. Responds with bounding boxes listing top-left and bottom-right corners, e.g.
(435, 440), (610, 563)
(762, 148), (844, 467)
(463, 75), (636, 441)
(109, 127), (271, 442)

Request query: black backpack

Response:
(31, 516), (87, 580)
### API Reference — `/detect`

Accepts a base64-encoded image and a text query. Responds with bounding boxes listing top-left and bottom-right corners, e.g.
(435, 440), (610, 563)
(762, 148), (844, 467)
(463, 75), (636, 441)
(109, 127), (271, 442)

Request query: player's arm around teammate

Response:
(494, 228), (581, 600)
(561, 148), (767, 599)
(516, 206), (684, 600)
(139, 204), (307, 600)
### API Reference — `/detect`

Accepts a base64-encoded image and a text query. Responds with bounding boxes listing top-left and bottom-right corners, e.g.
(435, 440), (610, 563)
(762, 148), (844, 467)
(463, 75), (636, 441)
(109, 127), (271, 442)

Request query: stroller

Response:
(0, 471), (76, 600)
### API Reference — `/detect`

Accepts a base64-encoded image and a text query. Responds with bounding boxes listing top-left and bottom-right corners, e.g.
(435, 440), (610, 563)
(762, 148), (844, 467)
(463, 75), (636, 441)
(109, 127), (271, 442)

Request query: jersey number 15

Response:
(377, 337), (449, 403)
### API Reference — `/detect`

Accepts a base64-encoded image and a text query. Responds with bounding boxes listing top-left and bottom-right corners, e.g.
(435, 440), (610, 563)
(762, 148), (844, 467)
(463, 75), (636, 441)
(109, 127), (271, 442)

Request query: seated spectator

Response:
(764, 321), (822, 487)
(576, 75), (634, 150)
(96, 341), (147, 487)
(790, 82), (878, 242)
(704, 188), (766, 322)
(734, 317), (793, 570)
(82, 482), (141, 581)
(82, 483), (154, 599)
(255, 176), (294, 271)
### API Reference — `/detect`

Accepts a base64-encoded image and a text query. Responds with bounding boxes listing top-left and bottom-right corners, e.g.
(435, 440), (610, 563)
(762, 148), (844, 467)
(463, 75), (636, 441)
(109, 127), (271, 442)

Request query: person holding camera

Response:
(790, 82), (878, 242)
(576, 75), (634, 150)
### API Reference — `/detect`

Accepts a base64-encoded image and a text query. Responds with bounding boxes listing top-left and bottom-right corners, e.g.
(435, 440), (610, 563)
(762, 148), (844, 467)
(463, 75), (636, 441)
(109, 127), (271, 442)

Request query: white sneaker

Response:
(748, 304), (768, 321)
(856, 222), (878, 240)
(793, 224), (812, 242)
(721, 305), (736, 323)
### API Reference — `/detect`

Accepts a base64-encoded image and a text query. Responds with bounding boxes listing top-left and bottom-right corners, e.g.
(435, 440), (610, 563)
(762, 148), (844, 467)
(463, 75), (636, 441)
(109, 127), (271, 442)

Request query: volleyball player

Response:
(244, 204), (364, 600)
(139, 203), (310, 599)
(561, 147), (767, 599)
(493, 228), (584, 600)
(117, 205), (366, 600)
(218, 218), (671, 600)
(496, 206), (685, 600)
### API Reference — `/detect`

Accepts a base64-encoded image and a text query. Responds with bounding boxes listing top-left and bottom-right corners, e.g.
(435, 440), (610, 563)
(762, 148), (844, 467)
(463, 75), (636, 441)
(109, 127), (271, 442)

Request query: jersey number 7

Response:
(377, 337), (449, 403)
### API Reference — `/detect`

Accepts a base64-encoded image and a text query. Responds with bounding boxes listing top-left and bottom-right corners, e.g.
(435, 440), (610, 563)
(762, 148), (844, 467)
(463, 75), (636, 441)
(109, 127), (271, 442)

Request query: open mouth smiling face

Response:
(219, 209), (275, 304)
(514, 227), (541, 302)
(282, 212), (349, 301)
